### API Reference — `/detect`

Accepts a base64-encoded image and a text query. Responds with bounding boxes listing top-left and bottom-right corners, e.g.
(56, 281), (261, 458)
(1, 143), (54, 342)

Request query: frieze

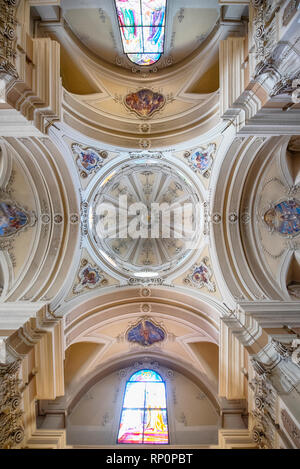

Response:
(249, 362), (277, 449)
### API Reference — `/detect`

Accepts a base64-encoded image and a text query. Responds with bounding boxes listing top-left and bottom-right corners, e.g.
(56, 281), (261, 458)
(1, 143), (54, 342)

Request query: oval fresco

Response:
(0, 201), (29, 238)
(264, 199), (300, 237)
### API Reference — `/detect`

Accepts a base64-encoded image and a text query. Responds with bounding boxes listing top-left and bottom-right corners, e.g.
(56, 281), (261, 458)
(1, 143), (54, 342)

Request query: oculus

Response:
(263, 199), (300, 237)
(115, 0), (166, 66)
(126, 318), (165, 346)
(72, 144), (107, 177)
(0, 201), (31, 238)
(125, 88), (165, 118)
(118, 369), (168, 444)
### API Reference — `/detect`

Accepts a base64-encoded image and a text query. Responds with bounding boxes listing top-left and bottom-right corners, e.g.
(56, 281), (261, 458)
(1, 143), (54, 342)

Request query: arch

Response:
(66, 352), (221, 418)
(211, 133), (293, 303)
(0, 137), (81, 303)
(61, 286), (223, 347)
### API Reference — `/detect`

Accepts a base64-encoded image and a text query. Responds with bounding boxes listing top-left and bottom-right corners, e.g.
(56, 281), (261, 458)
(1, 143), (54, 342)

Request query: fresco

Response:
(186, 143), (216, 175)
(127, 318), (165, 346)
(73, 263), (104, 293)
(124, 89), (165, 118)
(72, 144), (107, 176)
(0, 201), (29, 237)
(264, 199), (300, 237)
(187, 261), (216, 292)
(118, 369), (168, 444)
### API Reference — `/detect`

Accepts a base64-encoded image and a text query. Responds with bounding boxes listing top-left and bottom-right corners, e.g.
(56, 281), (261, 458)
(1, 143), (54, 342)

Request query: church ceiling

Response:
(59, 0), (220, 70)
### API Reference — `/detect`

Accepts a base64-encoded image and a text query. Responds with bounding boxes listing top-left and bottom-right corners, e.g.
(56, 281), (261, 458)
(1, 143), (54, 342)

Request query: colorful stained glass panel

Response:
(143, 410), (168, 444)
(145, 382), (166, 408)
(126, 53), (160, 65)
(143, 26), (164, 52)
(118, 409), (144, 443)
(123, 382), (145, 408)
(116, 0), (142, 26)
(115, 0), (166, 65)
(120, 27), (143, 53)
(129, 370), (163, 382)
(118, 369), (168, 444)
(141, 0), (166, 26)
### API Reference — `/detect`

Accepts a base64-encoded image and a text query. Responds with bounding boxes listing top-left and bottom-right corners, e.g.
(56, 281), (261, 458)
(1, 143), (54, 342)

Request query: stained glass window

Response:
(115, 0), (166, 66)
(117, 369), (169, 444)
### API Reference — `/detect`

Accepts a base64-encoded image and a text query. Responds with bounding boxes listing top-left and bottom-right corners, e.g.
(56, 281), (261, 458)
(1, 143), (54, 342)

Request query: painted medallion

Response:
(127, 318), (165, 346)
(124, 89), (165, 118)
(264, 199), (300, 237)
(0, 201), (29, 237)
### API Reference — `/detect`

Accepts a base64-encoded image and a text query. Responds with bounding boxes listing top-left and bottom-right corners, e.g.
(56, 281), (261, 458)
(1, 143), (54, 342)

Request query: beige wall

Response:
(67, 367), (219, 446)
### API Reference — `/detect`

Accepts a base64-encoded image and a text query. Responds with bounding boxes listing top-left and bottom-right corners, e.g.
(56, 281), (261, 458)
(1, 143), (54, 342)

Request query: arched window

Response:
(115, 0), (166, 66)
(117, 369), (169, 444)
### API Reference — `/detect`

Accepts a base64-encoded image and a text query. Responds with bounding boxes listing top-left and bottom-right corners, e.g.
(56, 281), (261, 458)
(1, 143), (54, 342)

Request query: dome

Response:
(87, 153), (203, 280)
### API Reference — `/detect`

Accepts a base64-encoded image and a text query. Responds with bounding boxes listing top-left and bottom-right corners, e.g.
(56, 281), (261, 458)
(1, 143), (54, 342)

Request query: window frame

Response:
(116, 369), (170, 445)
(114, 0), (167, 66)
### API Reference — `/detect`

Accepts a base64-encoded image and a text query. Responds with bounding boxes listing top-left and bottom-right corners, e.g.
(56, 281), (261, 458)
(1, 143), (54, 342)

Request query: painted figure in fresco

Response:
(127, 319), (165, 346)
(81, 267), (100, 286)
(187, 261), (215, 292)
(264, 199), (300, 237)
(191, 264), (210, 285)
(72, 144), (105, 175)
(80, 150), (99, 171)
(73, 264), (104, 293)
(0, 202), (28, 237)
(188, 143), (216, 174)
(125, 89), (165, 118)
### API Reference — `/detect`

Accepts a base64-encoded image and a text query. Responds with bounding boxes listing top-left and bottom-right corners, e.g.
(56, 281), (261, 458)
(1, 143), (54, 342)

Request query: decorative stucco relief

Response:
(0, 0), (19, 80)
(0, 360), (24, 449)
(281, 408), (300, 448)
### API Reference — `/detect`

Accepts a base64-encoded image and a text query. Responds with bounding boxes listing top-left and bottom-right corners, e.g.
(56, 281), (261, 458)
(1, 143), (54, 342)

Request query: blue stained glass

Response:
(115, 0), (166, 66)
